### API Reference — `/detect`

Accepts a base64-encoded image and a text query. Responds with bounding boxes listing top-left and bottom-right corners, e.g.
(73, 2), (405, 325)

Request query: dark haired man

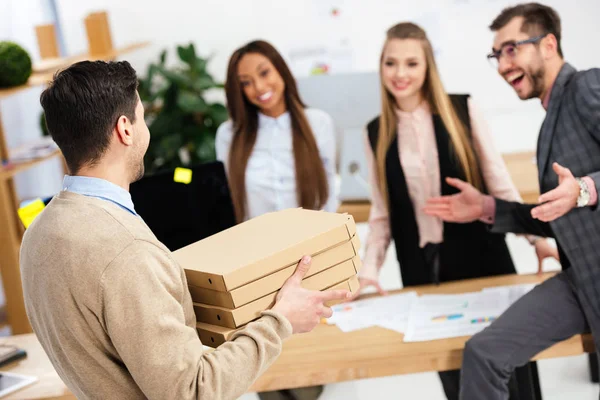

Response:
(20, 60), (350, 400)
(423, 3), (600, 399)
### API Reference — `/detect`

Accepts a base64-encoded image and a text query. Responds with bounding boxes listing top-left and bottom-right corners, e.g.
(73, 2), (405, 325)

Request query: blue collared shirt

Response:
(62, 175), (137, 216)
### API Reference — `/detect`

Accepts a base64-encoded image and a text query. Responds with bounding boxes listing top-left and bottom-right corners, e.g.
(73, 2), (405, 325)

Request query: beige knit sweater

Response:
(20, 191), (292, 400)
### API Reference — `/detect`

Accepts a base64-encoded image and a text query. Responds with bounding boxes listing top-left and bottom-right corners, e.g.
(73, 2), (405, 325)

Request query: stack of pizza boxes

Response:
(173, 208), (361, 348)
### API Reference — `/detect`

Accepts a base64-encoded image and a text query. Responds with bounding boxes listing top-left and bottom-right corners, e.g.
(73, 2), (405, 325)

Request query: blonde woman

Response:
(356, 22), (558, 399)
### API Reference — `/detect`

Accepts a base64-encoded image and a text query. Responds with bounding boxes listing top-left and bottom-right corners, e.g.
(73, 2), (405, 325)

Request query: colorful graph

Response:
(431, 313), (463, 322)
(470, 317), (496, 324)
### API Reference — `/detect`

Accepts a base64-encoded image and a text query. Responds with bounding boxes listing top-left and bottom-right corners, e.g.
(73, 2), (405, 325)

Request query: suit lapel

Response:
(537, 63), (577, 183)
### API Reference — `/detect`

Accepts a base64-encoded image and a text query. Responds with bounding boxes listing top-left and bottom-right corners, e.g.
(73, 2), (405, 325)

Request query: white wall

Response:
(54, 0), (600, 155)
(1, 0), (64, 201)
(4, 0), (600, 199)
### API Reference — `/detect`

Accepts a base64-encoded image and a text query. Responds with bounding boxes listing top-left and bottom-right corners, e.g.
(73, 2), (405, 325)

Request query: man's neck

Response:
(74, 166), (130, 191)
(540, 59), (565, 107)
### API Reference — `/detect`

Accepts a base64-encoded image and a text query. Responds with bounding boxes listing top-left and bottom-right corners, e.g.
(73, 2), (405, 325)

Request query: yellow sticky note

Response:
(174, 168), (192, 184)
(18, 199), (46, 228)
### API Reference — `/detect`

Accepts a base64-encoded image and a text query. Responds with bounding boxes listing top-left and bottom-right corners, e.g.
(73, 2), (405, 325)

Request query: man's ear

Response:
(115, 115), (134, 146)
(542, 33), (559, 59)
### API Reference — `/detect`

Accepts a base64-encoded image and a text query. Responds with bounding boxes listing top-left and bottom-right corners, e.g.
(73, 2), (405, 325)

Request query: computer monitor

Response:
(296, 71), (381, 201)
(130, 161), (236, 252)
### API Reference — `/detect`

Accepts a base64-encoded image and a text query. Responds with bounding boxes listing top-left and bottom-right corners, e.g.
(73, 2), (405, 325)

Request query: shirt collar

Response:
(62, 175), (137, 216)
(395, 101), (430, 120)
(258, 111), (291, 128)
(542, 82), (554, 111)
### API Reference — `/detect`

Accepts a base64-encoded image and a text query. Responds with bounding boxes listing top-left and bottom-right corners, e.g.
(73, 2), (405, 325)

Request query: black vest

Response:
(367, 95), (515, 287)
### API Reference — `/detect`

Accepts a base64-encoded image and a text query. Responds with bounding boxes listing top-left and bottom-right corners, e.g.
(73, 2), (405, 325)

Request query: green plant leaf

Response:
(177, 90), (208, 113)
(192, 76), (218, 92)
(194, 58), (208, 74)
(159, 134), (183, 157)
(160, 83), (181, 111)
(188, 43), (197, 61)
(145, 84), (168, 104)
(195, 135), (216, 162)
(189, 128), (217, 163)
(205, 103), (229, 124)
(138, 64), (160, 102)
(154, 65), (193, 88)
(177, 44), (195, 67)
(148, 108), (184, 137)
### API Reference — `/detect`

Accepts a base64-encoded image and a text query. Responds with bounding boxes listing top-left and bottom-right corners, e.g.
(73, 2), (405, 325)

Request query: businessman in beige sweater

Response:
(20, 60), (350, 400)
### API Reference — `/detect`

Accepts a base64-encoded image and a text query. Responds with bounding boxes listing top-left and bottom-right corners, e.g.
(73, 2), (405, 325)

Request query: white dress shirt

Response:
(216, 108), (339, 220)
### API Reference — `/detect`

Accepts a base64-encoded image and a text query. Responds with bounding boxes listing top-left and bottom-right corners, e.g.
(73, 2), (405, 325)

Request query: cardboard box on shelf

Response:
(188, 234), (361, 308)
(34, 24), (60, 60)
(196, 276), (360, 348)
(193, 257), (361, 329)
(174, 208), (357, 292)
(84, 11), (114, 56)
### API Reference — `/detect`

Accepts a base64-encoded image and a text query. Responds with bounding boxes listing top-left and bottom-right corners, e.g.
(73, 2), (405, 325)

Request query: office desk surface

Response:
(0, 333), (74, 400)
(0, 273), (592, 399)
(249, 272), (594, 392)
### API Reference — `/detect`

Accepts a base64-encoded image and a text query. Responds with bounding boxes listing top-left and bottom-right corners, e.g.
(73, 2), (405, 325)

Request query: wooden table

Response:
(0, 334), (73, 400)
(0, 273), (591, 399)
(337, 151), (541, 223)
(249, 272), (594, 392)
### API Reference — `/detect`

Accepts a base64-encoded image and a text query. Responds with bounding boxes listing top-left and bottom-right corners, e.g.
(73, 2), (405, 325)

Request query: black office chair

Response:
(130, 161), (236, 252)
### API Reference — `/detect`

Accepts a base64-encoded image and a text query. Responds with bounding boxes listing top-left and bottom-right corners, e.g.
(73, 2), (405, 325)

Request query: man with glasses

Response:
(423, 3), (600, 399)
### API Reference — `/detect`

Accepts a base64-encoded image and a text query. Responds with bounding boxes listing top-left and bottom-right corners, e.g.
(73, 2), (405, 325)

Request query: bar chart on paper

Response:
(322, 284), (536, 340)
(404, 284), (536, 342)
(404, 291), (509, 342)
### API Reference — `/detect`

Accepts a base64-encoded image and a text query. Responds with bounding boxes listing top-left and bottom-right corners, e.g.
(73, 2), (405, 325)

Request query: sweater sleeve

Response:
(100, 240), (292, 400)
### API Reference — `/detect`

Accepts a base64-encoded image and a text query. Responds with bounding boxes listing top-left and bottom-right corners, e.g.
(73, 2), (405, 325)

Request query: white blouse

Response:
(216, 108), (339, 220)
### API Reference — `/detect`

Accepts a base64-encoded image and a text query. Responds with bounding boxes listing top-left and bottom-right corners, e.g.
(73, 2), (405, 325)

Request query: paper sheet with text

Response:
(404, 284), (537, 342)
(326, 292), (418, 333)
(324, 283), (537, 340)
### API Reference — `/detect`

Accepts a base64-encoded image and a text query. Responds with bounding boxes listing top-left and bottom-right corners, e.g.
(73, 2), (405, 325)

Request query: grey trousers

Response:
(460, 271), (593, 399)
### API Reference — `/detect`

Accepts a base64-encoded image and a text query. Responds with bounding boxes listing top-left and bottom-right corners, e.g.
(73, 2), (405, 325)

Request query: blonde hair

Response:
(376, 22), (483, 199)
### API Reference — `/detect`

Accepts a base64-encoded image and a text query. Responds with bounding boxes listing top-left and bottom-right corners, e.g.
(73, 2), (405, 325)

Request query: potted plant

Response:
(138, 43), (229, 174)
(0, 41), (32, 88)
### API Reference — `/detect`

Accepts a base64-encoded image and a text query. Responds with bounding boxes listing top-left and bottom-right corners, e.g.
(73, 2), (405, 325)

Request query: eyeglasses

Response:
(486, 34), (547, 68)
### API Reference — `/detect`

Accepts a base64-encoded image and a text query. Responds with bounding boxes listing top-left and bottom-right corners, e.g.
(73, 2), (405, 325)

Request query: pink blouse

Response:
(360, 98), (528, 282)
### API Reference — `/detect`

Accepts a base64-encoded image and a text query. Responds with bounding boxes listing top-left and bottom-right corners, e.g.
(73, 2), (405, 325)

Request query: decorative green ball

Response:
(0, 41), (33, 88)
